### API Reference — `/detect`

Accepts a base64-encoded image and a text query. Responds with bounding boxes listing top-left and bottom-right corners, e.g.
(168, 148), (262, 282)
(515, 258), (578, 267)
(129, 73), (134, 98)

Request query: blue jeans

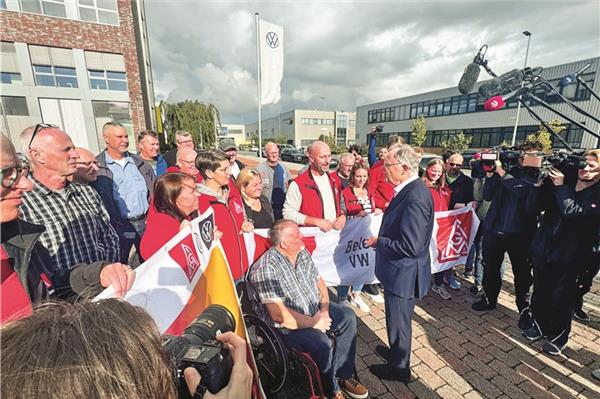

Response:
(277, 302), (357, 397)
(465, 230), (484, 286)
(336, 285), (364, 300)
(116, 217), (147, 265)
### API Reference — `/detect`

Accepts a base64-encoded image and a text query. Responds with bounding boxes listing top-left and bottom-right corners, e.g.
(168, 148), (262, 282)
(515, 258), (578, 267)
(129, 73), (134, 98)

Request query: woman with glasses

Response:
(1, 134), (135, 323)
(421, 158), (454, 300)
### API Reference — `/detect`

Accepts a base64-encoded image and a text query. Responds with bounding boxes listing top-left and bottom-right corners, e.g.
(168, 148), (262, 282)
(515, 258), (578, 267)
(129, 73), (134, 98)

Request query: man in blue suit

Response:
(366, 144), (434, 383)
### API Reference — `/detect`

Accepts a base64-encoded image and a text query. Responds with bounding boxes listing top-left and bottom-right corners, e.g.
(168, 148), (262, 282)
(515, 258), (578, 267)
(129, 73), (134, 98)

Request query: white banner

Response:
(258, 19), (284, 105)
(251, 206), (479, 286)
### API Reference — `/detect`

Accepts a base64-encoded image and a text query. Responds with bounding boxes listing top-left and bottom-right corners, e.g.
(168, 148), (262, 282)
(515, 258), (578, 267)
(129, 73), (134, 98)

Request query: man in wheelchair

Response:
(248, 219), (369, 399)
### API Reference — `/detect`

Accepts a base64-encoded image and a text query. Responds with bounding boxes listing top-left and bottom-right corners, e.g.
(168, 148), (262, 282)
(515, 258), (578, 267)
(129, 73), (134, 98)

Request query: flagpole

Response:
(255, 12), (262, 160)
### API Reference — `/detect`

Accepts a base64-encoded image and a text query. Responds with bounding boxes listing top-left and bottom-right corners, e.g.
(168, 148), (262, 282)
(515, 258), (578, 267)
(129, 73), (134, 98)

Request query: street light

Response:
(511, 31), (532, 146)
(319, 96), (326, 111)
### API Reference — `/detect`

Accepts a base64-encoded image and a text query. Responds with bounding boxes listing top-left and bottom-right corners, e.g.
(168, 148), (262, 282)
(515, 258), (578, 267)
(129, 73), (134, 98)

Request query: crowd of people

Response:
(1, 121), (599, 398)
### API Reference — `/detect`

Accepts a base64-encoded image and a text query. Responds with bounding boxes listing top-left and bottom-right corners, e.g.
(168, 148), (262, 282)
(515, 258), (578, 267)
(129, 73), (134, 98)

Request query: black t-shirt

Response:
(244, 196), (275, 229)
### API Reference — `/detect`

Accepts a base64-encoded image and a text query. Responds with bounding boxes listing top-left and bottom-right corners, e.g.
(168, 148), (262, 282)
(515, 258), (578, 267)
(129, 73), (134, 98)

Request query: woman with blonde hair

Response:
(235, 168), (274, 229)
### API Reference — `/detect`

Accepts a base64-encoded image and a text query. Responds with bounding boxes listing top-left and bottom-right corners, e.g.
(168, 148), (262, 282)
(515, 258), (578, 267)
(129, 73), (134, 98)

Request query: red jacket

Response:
(166, 165), (202, 183)
(425, 182), (452, 212)
(368, 160), (395, 210)
(197, 183), (248, 280)
(341, 186), (376, 217)
(140, 200), (191, 260)
(294, 169), (342, 221)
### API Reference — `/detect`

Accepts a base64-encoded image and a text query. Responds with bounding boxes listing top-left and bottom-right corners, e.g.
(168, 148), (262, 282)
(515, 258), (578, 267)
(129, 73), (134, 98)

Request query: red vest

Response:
(341, 186), (376, 217)
(197, 184), (248, 280)
(294, 169), (341, 221)
(1, 246), (32, 324)
(140, 200), (191, 261)
(426, 183), (452, 212)
(367, 160), (395, 210)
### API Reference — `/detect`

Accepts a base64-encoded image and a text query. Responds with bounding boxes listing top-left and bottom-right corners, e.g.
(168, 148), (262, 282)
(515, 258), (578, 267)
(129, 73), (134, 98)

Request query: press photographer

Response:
(522, 149), (600, 355)
(472, 143), (542, 331)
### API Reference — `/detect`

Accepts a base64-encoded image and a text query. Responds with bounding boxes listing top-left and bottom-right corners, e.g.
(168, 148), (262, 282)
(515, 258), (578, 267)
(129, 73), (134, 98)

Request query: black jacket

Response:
(483, 167), (536, 236)
(92, 150), (156, 225)
(447, 172), (474, 209)
(526, 181), (600, 265)
(1, 219), (108, 301)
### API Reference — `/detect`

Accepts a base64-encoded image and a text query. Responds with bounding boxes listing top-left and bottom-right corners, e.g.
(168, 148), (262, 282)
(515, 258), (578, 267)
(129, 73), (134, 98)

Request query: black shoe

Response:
(462, 269), (474, 278)
(518, 308), (534, 330)
(543, 330), (568, 356)
(469, 285), (483, 297)
(375, 345), (391, 361)
(369, 364), (413, 383)
(522, 322), (543, 341)
(472, 297), (496, 311)
(573, 308), (590, 322)
(592, 368), (600, 381)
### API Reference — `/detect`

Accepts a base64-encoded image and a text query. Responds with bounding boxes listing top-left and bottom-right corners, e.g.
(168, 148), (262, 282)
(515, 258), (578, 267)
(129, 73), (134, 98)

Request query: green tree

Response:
(440, 131), (472, 152)
(318, 133), (342, 154)
(250, 133), (259, 146)
(410, 115), (427, 146)
(526, 119), (564, 151)
(161, 99), (220, 149)
(273, 134), (289, 144)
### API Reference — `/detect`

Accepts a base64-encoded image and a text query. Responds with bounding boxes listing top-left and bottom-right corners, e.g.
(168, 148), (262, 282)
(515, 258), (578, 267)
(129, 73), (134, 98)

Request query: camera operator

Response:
(522, 149), (600, 355)
(1, 299), (253, 399)
(472, 143), (542, 331)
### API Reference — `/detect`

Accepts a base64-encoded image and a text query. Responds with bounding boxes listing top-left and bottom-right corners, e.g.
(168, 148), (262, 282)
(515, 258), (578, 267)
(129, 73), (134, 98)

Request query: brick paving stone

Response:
(488, 359), (527, 384)
(413, 363), (447, 390)
(439, 315), (467, 333)
(407, 380), (443, 399)
(463, 390), (485, 399)
(439, 326), (469, 345)
(540, 366), (589, 395)
(463, 371), (503, 398)
(518, 380), (561, 399)
(515, 363), (554, 390)
(436, 366), (472, 395)
(438, 352), (472, 375)
(462, 329), (492, 349)
(414, 347), (446, 371)
(380, 378), (415, 398)
(435, 384), (463, 399)
(462, 355), (496, 379)
(491, 374), (528, 398)
(481, 331), (516, 352)
(483, 344), (521, 368)
(462, 342), (495, 364)
(437, 337), (468, 359)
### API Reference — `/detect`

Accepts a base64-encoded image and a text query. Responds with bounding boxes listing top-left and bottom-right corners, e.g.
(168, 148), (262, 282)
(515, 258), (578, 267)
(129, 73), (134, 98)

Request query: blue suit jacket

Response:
(375, 178), (434, 299)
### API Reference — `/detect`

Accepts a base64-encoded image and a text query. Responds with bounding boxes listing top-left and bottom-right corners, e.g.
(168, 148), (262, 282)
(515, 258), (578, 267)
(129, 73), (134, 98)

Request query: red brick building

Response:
(0, 0), (155, 153)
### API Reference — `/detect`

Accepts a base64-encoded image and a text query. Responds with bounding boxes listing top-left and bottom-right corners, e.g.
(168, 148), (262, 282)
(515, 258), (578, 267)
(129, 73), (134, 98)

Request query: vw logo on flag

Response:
(266, 31), (279, 48)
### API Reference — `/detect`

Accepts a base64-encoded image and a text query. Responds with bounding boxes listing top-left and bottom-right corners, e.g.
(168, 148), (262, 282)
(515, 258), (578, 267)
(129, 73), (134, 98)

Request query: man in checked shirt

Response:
(18, 124), (125, 297)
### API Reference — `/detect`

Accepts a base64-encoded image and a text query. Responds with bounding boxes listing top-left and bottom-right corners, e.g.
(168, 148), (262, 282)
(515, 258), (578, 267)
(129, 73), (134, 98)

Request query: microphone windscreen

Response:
(484, 96), (506, 111)
(478, 77), (502, 98)
(458, 63), (481, 94)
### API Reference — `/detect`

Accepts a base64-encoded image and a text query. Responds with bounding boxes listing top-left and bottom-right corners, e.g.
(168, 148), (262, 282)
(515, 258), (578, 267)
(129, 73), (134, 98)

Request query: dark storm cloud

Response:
(145, 0), (599, 123)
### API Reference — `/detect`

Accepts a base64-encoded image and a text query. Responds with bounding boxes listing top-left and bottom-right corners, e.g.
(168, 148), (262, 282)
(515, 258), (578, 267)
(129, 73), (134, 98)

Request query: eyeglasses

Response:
(29, 123), (59, 149)
(1, 158), (30, 189)
(384, 162), (401, 168)
(447, 163), (462, 167)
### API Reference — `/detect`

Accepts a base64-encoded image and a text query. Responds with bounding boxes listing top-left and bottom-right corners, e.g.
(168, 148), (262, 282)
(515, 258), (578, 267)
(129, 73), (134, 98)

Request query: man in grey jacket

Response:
(256, 142), (292, 220)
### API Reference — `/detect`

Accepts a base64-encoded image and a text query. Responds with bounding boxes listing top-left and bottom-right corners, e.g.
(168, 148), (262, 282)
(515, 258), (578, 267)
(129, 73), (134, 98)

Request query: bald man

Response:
(256, 142), (292, 219)
(16, 126), (124, 296)
(283, 141), (345, 232)
(165, 147), (200, 180)
(71, 147), (99, 184)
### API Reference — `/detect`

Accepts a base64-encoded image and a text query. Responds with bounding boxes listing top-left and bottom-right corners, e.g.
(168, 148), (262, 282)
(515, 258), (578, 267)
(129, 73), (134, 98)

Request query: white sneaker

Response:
(368, 292), (385, 303)
(350, 294), (370, 312)
(432, 284), (451, 300)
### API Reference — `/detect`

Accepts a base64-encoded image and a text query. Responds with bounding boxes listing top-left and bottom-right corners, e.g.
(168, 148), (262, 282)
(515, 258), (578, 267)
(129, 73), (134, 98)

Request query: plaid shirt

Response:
(19, 177), (120, 275)
(249, 247), (321, 328)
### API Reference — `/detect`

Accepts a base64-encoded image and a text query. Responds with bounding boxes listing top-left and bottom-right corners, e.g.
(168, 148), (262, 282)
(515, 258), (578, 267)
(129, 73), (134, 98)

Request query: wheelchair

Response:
(238, 276), (330, 399)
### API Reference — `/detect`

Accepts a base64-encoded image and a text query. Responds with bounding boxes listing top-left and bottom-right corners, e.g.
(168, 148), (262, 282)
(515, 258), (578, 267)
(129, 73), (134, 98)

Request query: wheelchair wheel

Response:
(244, 313), (288, 394)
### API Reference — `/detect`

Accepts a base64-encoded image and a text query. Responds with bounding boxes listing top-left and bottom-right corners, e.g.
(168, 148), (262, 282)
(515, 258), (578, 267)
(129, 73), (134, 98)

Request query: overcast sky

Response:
(145, 0), (600, 124)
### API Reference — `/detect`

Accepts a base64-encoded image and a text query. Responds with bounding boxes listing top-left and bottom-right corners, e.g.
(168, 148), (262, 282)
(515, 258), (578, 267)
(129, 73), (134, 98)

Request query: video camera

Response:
(163, 305), (236, 398)
(470, 147), (521, 179)
(524, 149), (587, 184)
(374, 125), (383, 133)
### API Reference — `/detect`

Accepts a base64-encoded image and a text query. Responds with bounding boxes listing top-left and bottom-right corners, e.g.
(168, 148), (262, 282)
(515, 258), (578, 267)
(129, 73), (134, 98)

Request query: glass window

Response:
(33, 65), (78, 88)
(92, 101), (133, 151)
(410, 105), (417, 119)
(88, 69), (127, 91)
(79, 6), (96, 21)
(1, 96), (29, 115)
(54, 66), (76, 76)
(56, 75), (78, 88)
(0, 72), (22, 84)
(0, 0), (7, 9)
(77, 0), (118, 25)
(35, 74), (56, 87)
(43, 0), (66, 17)
(21, 0), (43, 13)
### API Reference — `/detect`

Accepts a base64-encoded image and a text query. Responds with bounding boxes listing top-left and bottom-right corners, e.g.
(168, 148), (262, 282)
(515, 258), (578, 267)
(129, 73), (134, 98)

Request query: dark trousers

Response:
(384, 291), (418, 371)
(575, 260), (600, 311)
(482, 231), (533, 312)
(277, 302), (357, 397)
(531, 259), (579, 342)
(117, 217), (146, 265)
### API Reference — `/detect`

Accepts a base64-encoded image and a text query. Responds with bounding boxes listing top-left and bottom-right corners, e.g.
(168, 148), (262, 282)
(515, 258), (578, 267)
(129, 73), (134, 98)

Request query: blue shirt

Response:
(105, 152), (149, 219)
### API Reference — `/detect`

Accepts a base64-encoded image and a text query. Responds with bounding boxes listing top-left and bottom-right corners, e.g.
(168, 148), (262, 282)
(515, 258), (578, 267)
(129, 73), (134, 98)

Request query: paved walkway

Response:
(238, 154), (600, 398)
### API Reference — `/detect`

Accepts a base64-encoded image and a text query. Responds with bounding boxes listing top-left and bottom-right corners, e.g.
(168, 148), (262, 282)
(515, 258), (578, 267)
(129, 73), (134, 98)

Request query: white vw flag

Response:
(258, 19), (284, 105)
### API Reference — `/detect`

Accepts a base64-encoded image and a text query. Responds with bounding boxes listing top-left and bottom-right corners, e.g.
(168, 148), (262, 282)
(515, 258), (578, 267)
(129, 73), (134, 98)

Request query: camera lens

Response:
(182, 304), (236, 345)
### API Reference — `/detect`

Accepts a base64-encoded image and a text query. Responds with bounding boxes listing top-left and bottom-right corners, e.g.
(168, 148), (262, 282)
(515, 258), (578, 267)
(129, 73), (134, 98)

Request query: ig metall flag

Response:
(258, 19), (284, 105)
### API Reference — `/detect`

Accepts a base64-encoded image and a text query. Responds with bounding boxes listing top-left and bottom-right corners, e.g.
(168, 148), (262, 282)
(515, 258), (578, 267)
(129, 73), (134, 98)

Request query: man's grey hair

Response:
(391, 144), (420, 174)
(339, 152), (354, 163)
(175, 130), (191, 140)
(19, 126), (35, 159)
(270, 219), (296, 247)
(387, 135), (406, 149)
(102, 121), (124, 135)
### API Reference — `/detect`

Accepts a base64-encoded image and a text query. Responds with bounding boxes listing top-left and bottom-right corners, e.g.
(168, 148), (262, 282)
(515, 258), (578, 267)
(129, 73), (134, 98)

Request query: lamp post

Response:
(320, 96), (326, 111)
(511, 30), (532, 146)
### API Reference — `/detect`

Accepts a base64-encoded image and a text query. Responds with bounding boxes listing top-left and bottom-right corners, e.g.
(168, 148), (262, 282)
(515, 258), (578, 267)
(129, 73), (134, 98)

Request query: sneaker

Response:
(367, 292), (385, 304)
(542, 330), (568, 356)
(340, 378), (369, 399)
(444, 274), (461, 290)
(573, 308), (590, 322)
(469, 285), (483, 297)
(462, 269), (474, 278)
(472, 296), (496, 311)
(432, 284), (452, 300)
(518, 308), (534, 330)
(592, 368), (600, 381)
(522, 322), (543, 341)
(350, 294), (370, 313)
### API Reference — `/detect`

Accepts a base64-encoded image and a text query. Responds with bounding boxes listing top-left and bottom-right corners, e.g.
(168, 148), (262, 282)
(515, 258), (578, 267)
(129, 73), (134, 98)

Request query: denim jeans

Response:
(277, 301), (357, 397)
(337, 285), (364, 300)
(465, 230), (484, 287)
(116, 217), (146, 265)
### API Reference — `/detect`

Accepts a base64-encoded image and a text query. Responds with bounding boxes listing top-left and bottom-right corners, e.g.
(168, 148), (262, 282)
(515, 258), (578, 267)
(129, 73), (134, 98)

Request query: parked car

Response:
(460, 149), (479, 169)
(256, 143), (295, 157)
(419, 153), (442, 171)
(281, 149), (308, 164)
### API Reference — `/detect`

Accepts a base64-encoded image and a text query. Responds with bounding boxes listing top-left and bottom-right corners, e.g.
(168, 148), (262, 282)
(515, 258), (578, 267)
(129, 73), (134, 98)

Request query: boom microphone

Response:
(483, 85), (532, 111)
(558, 62), (592, 87)
(478, 69), (525, 98)
(457, 45), (489, 94)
